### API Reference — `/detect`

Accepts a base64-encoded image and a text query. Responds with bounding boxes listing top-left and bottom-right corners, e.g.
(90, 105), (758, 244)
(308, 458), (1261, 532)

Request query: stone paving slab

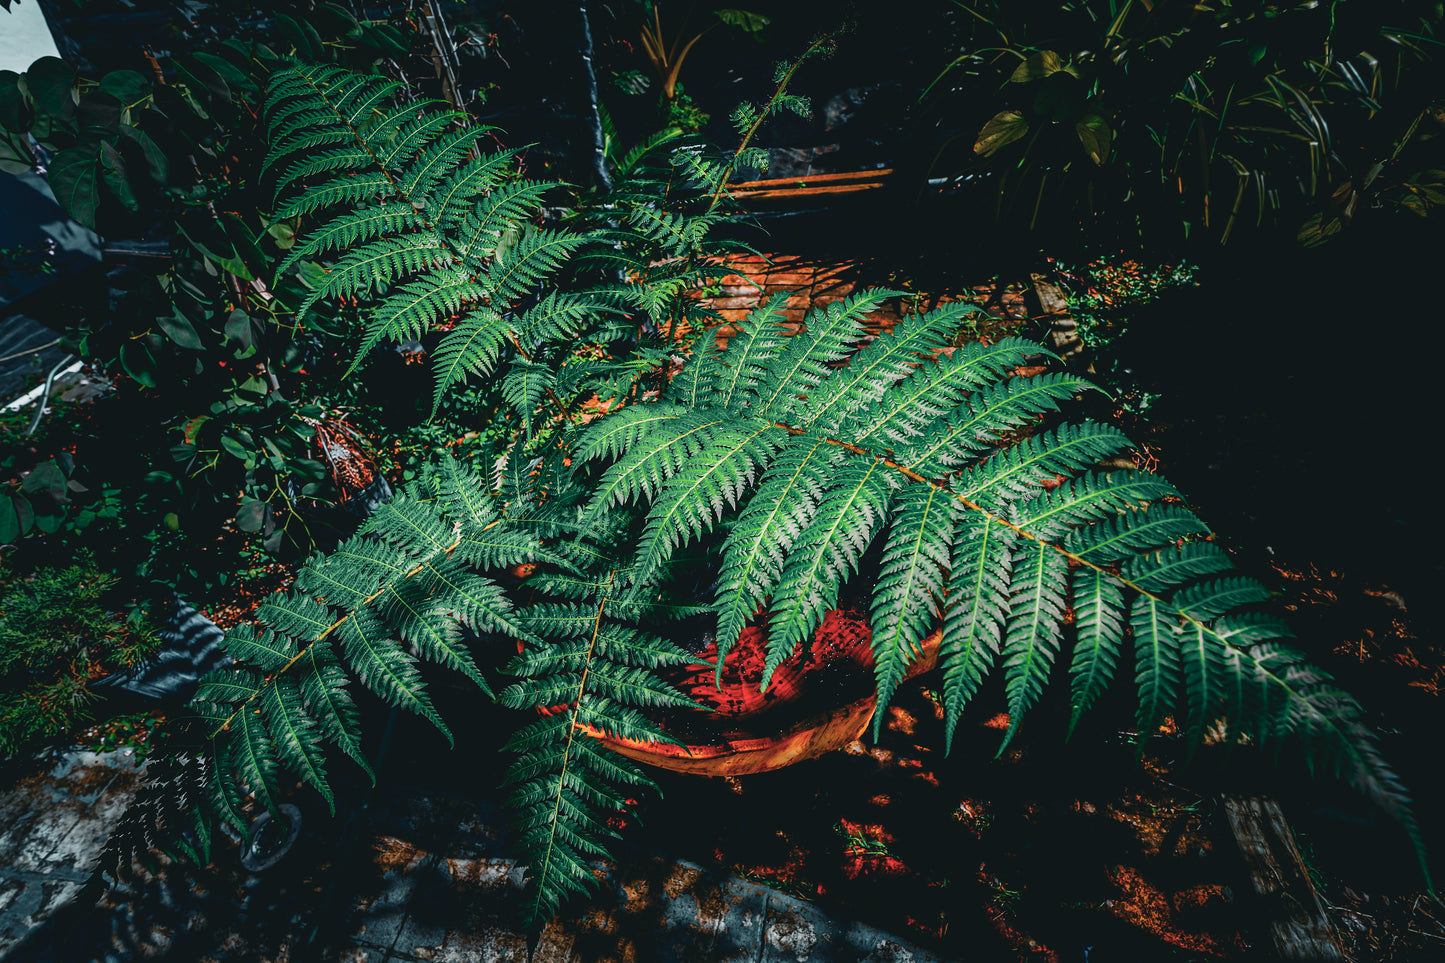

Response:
(0, 750), (144, 954)
(0, 754), (957, 962)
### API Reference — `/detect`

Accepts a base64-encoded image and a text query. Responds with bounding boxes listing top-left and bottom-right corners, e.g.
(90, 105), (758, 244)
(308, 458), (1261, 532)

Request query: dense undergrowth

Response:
(0, 0), (1439, 941)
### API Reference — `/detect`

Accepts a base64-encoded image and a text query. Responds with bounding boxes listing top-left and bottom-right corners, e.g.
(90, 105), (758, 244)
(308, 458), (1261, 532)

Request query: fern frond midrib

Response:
(526, 572), (615, 924)
(744, 417), (1253, 658)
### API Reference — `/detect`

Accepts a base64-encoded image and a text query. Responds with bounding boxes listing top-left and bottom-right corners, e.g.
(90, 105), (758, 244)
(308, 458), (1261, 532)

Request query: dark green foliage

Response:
(923, 0), (1445, 248)
(87, 48), (1429, 932)
(578, 292), (1426, 872)
(0, 556), (156, 755)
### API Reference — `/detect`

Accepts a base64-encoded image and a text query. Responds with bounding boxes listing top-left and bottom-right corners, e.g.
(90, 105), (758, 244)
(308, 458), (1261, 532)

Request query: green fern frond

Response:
(354, 268), (482, 364)
(395, 120), (491, 195)
(940, 515), (1016, 749)
(231, 704), (282, 814)
(956, 423), (1135, 507)
(277, 202), (428, 277)
(298, 645), (372, 779)
(265, 63), (603, 410)
(751, 289), (905, 419)
(430, 306), (508, 415)
(624, 422), (786, 591)
(1014, 471), (1180, 540)
(485, 231), (588, 303)
(999, 541), (1069, 748)
(262, 679), (333, 812)
(296, 233), (450, 321)
(501, 575), (687, 929)
(1067, 567), (1126, 735)
(339, 609), (452, 740)
(453, 180), (556, 266)
(1123, 542), (1234, 593)
(870, 484), (960, 734)
(804, 303), (980, 434)
(709, 293), (790, 408)
(711, 438), (842, 673)
(1131, 594), (1182, 738)
(502, 361), (556, 429)
(275, 172), (395, 219)
(432, 149), (522, 227)
(761, 460), (898, 684)
(572, 289), (1425, 883)
(852, 337), (1045, 448)
(1064, 504), (1211, 562)
(218, 626), (294, 671)
(274, 147), (377, 198)
(515, 292), (615, 348)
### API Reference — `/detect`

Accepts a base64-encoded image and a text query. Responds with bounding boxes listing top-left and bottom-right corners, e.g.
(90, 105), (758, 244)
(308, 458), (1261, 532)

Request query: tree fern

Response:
(576, 290), (1428, 869)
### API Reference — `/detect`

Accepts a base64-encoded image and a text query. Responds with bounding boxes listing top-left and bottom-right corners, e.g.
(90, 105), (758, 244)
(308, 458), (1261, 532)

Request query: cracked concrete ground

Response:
(0, 750), (954, 962)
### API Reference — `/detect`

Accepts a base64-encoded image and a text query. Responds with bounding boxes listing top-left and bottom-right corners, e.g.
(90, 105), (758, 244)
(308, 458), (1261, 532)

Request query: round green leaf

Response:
(118, 122), (168, 184)
(47, 143), (101, 228)
(236, 494), (268, 532)
(0, 130), (35, 174)
(716, 9), (770, 33)
(276, 13), (327, 60)
(0, 495), (21, 543)
(1075, 115), (1112, 165)
(25, 57), (76, 122)
(1033, 70), (1085, 122)
(77, 90), (123, 135)
(120, 338), (159, 387)
(220, 434), (251, 461)
(1010, 50), (1064, 84)
(224, 308), (255, 351)
(174, 54), (231, 106)
(0, 70), (34, 133)
(192, 51), (256, 100)
(99, 139), (140, 212)
(974, 110), (1030, 157)
(316, 2), (363, 39)
(266, 221), (296, 250)
(221, 214), (270, 283)
(8, 493), (34, 538)
(158, 309), (205, 350)
(359, 23), (409, 57)
(100, 69), (152, 106)
(20, 460), (66, 496)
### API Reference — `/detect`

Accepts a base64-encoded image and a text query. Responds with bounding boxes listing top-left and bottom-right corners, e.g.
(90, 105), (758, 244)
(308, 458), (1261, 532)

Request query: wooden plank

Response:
(730, 168), (894, 191)
(1222, 795), (1345, 961)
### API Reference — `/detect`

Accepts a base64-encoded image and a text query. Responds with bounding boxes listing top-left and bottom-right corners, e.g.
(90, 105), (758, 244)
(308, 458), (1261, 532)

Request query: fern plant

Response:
(573, 290), (1425, 857)
(95, 61), (1428, 932)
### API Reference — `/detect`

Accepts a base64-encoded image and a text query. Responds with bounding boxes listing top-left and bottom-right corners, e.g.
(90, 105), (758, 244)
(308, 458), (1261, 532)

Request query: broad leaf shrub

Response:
(92, 62), (1428, 928)
(0, 8), (483, 591)
(919, 0), (1445, 249)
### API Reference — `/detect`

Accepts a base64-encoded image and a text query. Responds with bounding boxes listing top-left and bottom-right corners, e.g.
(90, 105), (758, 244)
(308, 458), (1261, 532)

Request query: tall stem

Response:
(579, 0), (612, 194)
